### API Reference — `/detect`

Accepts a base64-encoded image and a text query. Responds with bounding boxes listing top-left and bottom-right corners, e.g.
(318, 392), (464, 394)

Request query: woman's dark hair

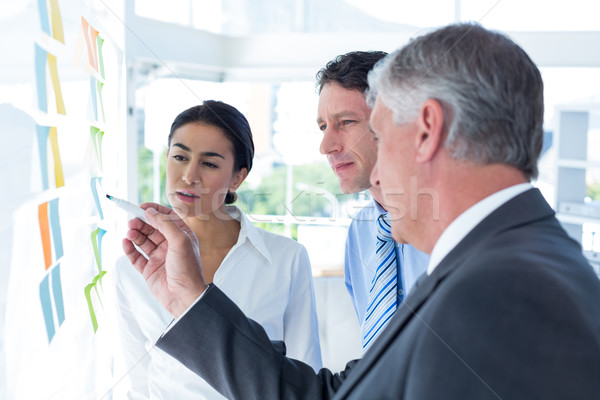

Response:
(168, 100), (254, 204)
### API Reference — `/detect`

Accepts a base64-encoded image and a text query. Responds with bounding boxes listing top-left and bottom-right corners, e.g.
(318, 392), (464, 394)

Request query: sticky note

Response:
(84, 282), (98, 333)
(38, 202), (52, 270)
(97, 35), (105, 80)
(90, 177), (104, 220)
(51, 263), (65, 325)
(90, 126), (104, 170)
(96, 80), (105, 122)
(91, 227), (107, 273)
(81, 17), (97, 71)
(90, 27), (100, 73)
(90, 77), (98, 121)
(92, 270), (106, 305)
(36, 125), (50, 190)
(46, 52), (66, 115)
(34, 44), (48, 113)
(37, 0), (51, 36)
(90, 25), (100, 72)
(49, 198), (63, 260)
(40, 274), (56, 342)
(39, 198), (64, 269)
(84, 270), (107, 333)
(36, 125), (64, 189)
(48, 127), (64, 187)
(48, 0), (64, 43)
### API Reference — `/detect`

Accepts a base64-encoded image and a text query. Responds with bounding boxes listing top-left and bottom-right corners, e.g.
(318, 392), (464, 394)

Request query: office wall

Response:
(1, 1), (128, 398)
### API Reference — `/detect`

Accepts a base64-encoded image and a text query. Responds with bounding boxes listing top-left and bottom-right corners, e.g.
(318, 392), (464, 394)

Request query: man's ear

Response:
(415, 99), (445, 163)
(229, 168), (248, 192)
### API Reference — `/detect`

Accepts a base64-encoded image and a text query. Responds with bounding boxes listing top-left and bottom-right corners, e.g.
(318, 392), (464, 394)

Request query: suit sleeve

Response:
(281, 244), (323, 372)
(156, 284), (359, 400)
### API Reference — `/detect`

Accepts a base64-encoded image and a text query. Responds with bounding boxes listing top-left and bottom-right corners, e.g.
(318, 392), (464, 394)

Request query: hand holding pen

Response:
(117, 200), (207, 318)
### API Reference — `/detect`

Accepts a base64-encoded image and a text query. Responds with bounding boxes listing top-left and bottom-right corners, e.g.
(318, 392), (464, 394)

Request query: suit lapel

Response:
(334, 249), (457, 399)
(334, 189), (556, 399)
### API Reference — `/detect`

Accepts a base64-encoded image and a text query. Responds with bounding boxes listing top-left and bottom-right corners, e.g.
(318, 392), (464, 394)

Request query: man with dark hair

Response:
(316, 51), (386, 94)
(124, 23), (600, 399)
(315, 51), (429, 350)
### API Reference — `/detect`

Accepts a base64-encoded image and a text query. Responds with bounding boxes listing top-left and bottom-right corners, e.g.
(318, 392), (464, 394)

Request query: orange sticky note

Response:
(81, 17), (96, 71)
(90, 27), (100, 72)
(39, 202), (52, 270)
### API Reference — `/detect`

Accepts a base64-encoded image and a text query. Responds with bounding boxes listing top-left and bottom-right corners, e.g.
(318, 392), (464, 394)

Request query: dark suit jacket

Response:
(157, 188), (600, 399)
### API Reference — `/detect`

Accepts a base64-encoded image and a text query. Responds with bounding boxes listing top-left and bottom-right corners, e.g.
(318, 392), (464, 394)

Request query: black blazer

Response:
(158, 189), (600, 399)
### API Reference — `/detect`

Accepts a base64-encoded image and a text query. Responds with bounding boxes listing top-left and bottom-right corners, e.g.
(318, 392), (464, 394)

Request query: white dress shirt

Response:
(428, 183), (533, 275)
(114, 206), (322, 399)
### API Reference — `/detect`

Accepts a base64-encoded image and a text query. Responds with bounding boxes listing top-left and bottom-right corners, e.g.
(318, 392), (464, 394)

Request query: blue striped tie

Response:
(362, 213), (401, 352)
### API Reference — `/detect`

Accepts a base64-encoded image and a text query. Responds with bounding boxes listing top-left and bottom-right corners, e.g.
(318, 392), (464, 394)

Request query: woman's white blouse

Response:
(114, 206), (322, 399)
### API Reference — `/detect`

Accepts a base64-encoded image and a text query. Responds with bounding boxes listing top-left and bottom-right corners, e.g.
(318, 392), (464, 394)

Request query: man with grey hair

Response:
(123, 23), (600, 399)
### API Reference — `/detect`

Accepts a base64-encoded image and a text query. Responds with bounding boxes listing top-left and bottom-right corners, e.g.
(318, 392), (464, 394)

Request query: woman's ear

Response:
(415, 98), (445, 163)
(229, 168), (248, 192)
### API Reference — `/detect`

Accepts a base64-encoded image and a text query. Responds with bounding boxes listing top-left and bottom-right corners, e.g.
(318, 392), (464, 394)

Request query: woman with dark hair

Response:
(114, 101), (322, 399)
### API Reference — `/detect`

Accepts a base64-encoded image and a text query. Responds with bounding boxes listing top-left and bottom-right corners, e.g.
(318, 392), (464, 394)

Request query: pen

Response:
(106, 194), (148, 223)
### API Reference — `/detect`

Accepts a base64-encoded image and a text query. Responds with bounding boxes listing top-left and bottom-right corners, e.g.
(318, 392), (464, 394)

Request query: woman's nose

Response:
(182, 164), (201, 184)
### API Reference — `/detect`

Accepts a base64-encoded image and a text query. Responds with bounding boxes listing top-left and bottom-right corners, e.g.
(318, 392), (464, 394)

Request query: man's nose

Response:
(370, 159), (381, 188)
(319, 127), (342, 155)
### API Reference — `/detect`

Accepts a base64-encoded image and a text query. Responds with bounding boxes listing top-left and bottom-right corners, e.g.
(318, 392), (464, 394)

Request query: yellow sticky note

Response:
(49, 0), (65, 43)
(46, 53), (66, 115)
(48, 127), (64, 187)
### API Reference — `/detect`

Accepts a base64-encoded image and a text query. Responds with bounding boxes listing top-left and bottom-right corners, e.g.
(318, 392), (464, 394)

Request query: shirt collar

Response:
(226, 205), (272, 264)
(427, 182), (533, 275)
(373, 199), (386, 215)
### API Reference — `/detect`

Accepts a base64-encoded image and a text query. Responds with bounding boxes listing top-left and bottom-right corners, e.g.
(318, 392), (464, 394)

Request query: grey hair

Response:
(367, 23), (544, 179)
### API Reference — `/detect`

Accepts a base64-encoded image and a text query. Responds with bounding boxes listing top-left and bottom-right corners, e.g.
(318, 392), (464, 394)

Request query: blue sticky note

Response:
(36, 0), (51, 36)
(51, 263), (65, 325)
(39, 274), (56, 342)
(90, 177), (104, 220)
(49, 198), (63, 260)
(34, 44), (47, 112)
(36, 125), (50, 190)
(90, 77), (98, 121)
(91, 227), (107, 273)
(97, 228), (106, 264)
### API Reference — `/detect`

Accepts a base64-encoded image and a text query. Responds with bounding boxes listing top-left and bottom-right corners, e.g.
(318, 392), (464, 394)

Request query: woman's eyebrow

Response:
(200, 151), (225, 159)
(172, 143), (225, 159)
(172, 143), (191, 152)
